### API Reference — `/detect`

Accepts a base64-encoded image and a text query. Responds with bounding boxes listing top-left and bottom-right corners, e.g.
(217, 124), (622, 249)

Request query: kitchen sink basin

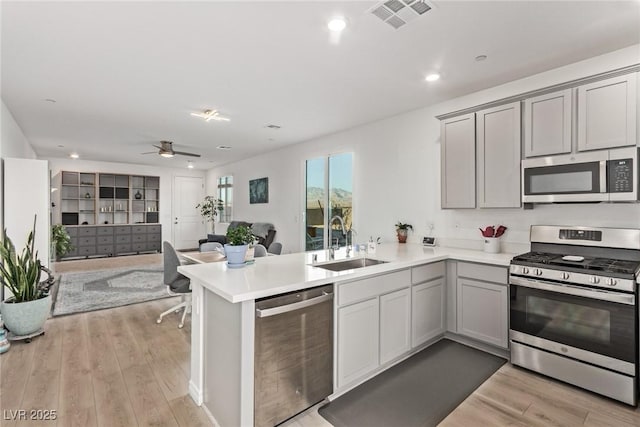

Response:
(313, 257), (388, 272)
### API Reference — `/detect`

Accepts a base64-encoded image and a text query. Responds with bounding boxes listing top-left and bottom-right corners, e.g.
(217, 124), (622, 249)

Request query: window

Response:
(305, 153), (353, 250)
(217, 176), (233, 222)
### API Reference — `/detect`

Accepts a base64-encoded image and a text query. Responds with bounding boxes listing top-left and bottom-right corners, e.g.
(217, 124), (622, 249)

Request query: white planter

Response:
(0, 295), (51, 336)
(483, 237), (501, 254)
(225, 244), (248, 265)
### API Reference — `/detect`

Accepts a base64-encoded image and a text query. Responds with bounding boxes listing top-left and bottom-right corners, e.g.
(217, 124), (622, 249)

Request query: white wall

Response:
(47, 158), (206, 246)
(207, 45), (640, 254)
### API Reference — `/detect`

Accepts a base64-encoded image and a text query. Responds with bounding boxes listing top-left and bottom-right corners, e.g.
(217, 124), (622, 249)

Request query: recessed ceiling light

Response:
(425, 73), (440, 82)
(328, 17), (347, 32)
(57, 145), (64, 148)
(216, 145), (231, 150)
(475, 55), (488, 62)
(69, 153), (79, 159)
(44, 98), (56, 103)
(187, 162), (194, 169)
(265, 124), (281, 129)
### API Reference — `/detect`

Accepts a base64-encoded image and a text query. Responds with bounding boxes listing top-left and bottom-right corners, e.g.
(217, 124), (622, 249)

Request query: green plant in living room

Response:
(0, 215), (55, 337)
(51, 224), (73, 261)
(196, 196), (223, 222)
(395, 221), (413, 244)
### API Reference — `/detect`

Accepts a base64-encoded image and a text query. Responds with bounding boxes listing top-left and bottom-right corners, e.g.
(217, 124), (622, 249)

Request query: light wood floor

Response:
(2, 296), (640, 427)
(52, 253), (163, 273)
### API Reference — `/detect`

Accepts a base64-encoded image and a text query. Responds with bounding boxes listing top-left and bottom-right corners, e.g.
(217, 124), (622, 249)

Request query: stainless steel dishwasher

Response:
(254, 284), (334, 427)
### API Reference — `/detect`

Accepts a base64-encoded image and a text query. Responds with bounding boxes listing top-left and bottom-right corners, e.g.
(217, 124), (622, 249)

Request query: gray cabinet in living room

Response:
(63, 224), (161, 259)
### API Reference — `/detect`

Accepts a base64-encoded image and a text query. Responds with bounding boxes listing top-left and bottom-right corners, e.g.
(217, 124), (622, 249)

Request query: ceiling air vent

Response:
(369, 0), (433, 29)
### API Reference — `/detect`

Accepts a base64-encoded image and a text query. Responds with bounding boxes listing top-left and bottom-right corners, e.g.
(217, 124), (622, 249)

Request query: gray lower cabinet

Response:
(63, 224), (161, 259)
(411, 262), (445, 348)
(456, 262), (508, 349)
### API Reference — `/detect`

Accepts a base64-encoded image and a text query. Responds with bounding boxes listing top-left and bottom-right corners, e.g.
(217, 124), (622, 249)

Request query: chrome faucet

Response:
(330, 215), (352, 257)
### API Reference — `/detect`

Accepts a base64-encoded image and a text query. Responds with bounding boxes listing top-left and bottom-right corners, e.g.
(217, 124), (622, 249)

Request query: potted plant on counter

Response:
(395, 222), (413, 243)
(0, 216), (54, 338)
(225, 225), (255, 267)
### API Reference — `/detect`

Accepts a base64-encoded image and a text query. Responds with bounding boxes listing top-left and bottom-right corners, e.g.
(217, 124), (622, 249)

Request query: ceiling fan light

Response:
(160, 152), (174, 158)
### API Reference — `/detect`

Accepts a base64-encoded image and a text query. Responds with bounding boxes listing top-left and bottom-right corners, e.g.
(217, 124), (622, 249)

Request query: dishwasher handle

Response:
(256, 292), (333, 318)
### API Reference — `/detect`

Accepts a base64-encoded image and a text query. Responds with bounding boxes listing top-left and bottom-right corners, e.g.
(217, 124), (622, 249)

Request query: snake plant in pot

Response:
(0, 216), (54, 336)
(225, 225), (255, 266)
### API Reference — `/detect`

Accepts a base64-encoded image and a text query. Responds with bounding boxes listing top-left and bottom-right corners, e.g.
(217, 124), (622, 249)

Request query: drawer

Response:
(132, 234), (146, 243)
(147, 233), (161, 243)
(97, 235), (114, 245)
(62, 248), (78, 258)
(78, 227), (96, 236)
(132, 226), (147, 234)
(146, 242), (161, 252)
(115, 235), (131, 244)
(97, 245), (113, 255)
(146, 225), (161, 234)
(115, 226), (131, 235)
(457, 262), (507, 284)
(338, 269), (411, 306)
(78, 237), (96, 246)
(78, 246), (96, 256)
(97, 226), (113, 236)
(132, 243), (146, 252)
(64, 226), (78, 237)
(115, 244), (132, 254)
(412, 262), (445, 284)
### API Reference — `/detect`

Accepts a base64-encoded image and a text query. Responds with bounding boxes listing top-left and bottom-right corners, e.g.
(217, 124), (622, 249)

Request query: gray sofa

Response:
(199, 221), (276, 249)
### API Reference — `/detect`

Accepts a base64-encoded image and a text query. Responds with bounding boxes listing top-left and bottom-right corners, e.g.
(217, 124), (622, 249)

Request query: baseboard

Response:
(330, 334), (445, 400)
(202, 403), (222, 427)
(444, 332), (510, 360)
(188, 380), (203, 406)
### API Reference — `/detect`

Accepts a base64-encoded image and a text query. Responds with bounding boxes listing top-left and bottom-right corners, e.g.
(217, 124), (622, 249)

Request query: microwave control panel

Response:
(608, 158), (633, 193)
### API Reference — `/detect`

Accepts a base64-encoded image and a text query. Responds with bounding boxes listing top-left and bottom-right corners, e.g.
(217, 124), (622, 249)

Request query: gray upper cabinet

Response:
(523, 89), (572, 157)
(577, 73), (637, 152)
(476, 102), (521, 208)
(441, 113), (476, 209)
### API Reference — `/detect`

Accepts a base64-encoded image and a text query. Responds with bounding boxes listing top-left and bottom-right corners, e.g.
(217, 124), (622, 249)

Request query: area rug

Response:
(52, 264), (168, 316)
(318, 339), (506, 427)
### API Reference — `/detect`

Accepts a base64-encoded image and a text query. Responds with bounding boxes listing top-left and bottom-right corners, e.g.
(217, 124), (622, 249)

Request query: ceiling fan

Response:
(143, 141), (201, 158)
(190, 109), (230, 122)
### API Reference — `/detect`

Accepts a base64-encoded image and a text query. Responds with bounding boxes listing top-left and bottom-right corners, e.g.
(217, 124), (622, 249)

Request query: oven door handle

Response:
(510, 276), (635, 305)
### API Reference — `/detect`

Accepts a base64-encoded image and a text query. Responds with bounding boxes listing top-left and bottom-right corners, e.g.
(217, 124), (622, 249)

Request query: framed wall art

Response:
(249, 177), (269, 204)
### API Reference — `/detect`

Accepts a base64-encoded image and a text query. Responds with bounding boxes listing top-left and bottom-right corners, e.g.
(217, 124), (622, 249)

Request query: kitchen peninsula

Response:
(178, 244), (515, 427)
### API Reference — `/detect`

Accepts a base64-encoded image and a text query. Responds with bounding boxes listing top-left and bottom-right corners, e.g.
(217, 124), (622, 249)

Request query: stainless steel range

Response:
(509, 225), (640, 405)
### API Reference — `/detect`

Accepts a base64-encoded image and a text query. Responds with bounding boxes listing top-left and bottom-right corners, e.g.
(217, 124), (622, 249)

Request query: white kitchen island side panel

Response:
(192, 279), (255, 427)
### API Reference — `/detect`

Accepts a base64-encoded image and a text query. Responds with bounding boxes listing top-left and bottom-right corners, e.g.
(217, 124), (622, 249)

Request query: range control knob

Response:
(561, 272), (570, 280)
(521, 267), (529, 275)
(605, 278), (617, 287)
(590, 276), (601, 284)
(534, 268), (543, 276)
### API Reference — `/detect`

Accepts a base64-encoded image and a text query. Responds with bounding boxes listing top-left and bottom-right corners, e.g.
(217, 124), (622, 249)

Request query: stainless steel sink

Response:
(313, 257), (387, 272)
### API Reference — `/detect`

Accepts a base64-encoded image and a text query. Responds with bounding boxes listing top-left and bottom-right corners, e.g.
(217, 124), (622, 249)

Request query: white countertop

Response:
(178, 243), (516, 303)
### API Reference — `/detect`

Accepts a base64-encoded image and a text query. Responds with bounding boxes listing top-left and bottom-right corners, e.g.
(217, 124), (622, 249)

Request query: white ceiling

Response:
(2, 1), (639, 169)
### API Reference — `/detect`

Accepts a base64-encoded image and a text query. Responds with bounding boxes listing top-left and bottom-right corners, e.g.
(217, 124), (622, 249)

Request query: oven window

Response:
(530, 171), (593, 193)
(526, 296), (610, 344)
(524, 162), (601, 195)
(510, 285), (635, 363)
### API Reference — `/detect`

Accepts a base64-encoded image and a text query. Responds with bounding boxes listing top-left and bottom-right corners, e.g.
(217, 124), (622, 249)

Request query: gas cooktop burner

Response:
(512, 251), (640, 276)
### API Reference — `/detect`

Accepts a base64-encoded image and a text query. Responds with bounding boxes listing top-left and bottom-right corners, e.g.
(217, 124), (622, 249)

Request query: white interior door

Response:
(172, 176), (204, 250)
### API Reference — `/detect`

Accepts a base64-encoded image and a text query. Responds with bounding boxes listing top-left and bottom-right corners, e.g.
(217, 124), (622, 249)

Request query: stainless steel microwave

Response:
(522, 147), (638, 203)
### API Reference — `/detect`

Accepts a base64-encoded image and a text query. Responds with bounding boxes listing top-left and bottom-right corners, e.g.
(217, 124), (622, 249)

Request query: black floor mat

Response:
(319, 339), (506, 427)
